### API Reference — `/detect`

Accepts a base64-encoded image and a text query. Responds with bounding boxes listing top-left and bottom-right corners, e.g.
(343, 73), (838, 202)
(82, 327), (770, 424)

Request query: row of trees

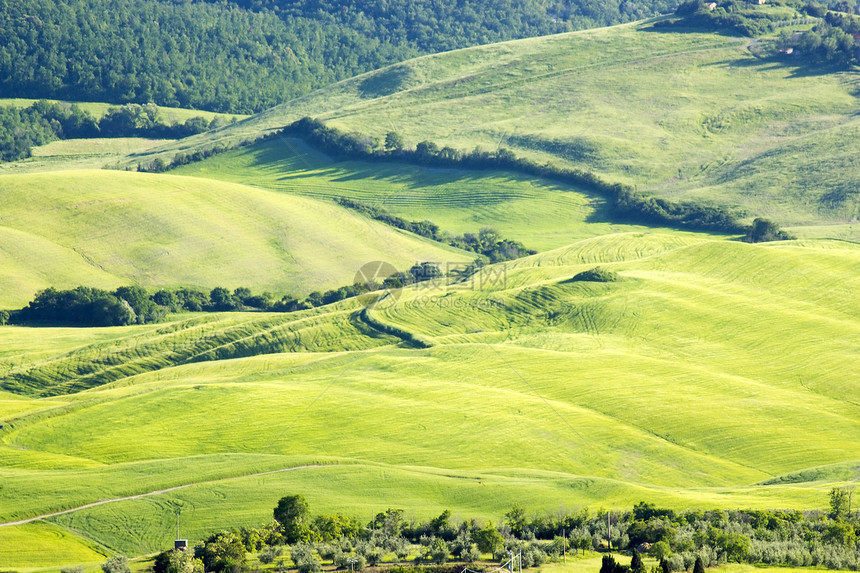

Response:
(2, 0), (679, 114)
(141, 491), (860, 573)
(0, 100), (225, 162)
(278, 118), (747, 234)
(335, 198), (536, 263)
(6, 260), (467, 327)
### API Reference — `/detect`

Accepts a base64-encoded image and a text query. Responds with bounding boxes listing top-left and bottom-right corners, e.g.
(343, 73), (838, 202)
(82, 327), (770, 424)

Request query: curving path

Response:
(0, 463), (324, 528)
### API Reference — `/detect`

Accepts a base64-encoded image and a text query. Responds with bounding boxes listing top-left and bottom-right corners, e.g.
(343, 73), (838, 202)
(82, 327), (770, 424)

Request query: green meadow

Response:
(0, 169), (471, 308)
(173, 137), (724, 252)
(1, 17), (860, 571)
(132, 20), (860, 225)
(1, 231), (858, 565)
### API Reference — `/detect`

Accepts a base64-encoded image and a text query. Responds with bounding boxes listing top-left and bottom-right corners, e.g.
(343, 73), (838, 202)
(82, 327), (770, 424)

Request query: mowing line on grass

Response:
(0, 463), (325, 528)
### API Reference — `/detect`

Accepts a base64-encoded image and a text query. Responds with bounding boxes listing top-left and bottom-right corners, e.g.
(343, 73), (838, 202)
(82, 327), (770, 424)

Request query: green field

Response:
(0, 138), (171, 175)
(0, 169), (471, 308)
(173, 137), (730, 251)
(129, 20), (860, 225)
(2, 17), (860, 571)
(1, 231), (858, 565)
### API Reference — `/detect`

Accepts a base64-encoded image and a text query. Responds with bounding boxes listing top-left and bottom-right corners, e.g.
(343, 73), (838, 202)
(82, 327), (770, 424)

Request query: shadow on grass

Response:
(230, 134), (741, 236)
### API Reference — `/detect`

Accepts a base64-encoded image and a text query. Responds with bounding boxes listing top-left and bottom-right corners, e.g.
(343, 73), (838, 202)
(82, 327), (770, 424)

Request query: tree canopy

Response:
(2, 0), (679, 114)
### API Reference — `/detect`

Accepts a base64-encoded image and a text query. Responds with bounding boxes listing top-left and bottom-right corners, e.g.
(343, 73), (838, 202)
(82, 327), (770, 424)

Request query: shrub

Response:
(101, 556), (131, 573)
(572, 267), (618, 282)
(259, 545), (283, 565)
(744, 218), (794, 243)
(291, 543), (322, 573)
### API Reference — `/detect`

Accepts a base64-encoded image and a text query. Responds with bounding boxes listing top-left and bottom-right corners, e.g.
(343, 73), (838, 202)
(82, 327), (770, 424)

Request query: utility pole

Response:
(518, 549), (522, 573)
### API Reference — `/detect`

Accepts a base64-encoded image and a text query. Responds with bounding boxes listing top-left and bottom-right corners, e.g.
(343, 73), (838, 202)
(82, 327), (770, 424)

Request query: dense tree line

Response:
(0, 100), (223, 162)
(216, 0), (679, 54)
(1, 0), (681, 114)
(335, 198), (536, 263)
(142, 490), (860, 573)
(777, 9), (860, 65)
(663, 0), (860, 68)
(658, 0), (803, 36)
(279, 118), (747, 234)
(6, 262), (468, 326)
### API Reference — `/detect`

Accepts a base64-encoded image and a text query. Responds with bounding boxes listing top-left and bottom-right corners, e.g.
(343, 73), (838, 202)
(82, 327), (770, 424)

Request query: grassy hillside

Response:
(0, 170), (472, 308)
(1, 232), (858, 563)
(129, 21), (860, 226)
(172, 137), (723, 251)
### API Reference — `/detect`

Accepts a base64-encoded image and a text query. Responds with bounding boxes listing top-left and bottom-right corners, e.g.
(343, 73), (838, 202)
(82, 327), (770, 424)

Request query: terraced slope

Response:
(0, 170), (472, 308)
(126, 21), (860, 225)
(2, 233), (858, 564)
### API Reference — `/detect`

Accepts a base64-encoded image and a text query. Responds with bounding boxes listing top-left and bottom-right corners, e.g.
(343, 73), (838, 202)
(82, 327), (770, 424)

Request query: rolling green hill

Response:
(1, 232), (859, 565)
(0, 170), (471, 309)
(172, 136), (723, 252)
(4, 14), (860, 571)
(129, 21), (860, 227)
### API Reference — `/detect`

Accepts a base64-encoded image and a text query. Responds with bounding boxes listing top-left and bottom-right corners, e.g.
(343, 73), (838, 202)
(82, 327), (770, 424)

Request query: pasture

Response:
(124, 22), (860, 225)
(0, 169), (471, 308)
(1, 233), (858, 565)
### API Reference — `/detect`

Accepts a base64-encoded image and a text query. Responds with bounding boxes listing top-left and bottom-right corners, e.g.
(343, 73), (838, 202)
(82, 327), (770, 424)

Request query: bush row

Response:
(280, 118), (747, 234)
(335, 198), (536, 262)
(5, 262), (457, 327)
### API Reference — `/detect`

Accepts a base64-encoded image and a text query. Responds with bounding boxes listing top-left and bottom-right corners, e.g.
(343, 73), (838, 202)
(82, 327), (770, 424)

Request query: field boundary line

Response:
(0, 463), (326, 528)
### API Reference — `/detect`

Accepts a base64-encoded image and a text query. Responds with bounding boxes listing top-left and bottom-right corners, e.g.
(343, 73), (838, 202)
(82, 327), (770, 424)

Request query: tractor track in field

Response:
(0, 463), (325, 528)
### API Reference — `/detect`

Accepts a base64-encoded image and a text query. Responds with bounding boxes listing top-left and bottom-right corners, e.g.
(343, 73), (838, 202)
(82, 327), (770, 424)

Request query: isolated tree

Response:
(101, 556), (131, 573)
(154, 549), (204, 573)
(195, 530), (248, 573)
(631, 549), (645, 573)
(473, 521), (504, 558)
(830, 487), (851, 518)
(274, 494), (311, 543)
(650, 540), (672, 561)
(693, 556), (705, 573)
(601, 554), (618, 573)
(0, 310), (9, 325)
(744, 218), (792, 243)
(384, 131), (405, 152)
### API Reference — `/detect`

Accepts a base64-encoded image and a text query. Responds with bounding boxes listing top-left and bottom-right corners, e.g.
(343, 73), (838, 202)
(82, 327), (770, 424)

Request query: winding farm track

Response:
(0, 463), (325, 527)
